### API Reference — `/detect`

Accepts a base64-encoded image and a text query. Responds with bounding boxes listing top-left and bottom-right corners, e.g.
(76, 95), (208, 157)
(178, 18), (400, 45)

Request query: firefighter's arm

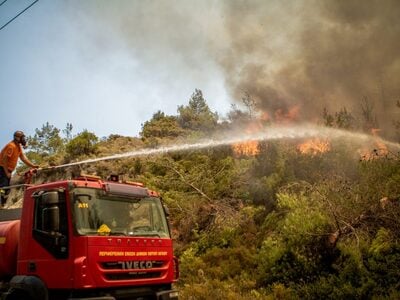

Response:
(20, 153), (39, 169)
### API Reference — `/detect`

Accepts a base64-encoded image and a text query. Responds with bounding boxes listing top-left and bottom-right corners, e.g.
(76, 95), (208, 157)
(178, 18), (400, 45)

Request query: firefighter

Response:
(0, 131), (39, 207)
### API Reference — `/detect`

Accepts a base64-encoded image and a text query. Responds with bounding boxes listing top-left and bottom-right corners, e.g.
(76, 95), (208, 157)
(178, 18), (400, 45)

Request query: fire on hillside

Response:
(297, 138), (331, 156)
(229, 107), (391, 159)
(358, 128), (389, 160)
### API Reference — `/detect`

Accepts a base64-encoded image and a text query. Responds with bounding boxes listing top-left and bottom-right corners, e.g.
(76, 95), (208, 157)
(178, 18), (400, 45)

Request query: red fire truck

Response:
(0, 174), (179, 300)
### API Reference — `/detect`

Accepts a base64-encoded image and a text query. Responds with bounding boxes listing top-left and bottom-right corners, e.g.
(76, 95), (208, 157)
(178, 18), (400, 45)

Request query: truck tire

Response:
(4, 288), (33, 300)
(9, 275), (48, 300)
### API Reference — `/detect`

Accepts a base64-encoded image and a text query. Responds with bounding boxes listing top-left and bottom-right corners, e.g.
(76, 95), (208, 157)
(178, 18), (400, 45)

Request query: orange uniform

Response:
(0, 141), (23, 172)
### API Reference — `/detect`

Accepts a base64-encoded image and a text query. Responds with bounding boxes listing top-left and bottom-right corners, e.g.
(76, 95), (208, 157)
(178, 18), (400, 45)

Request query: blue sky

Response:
(0, 0), (231, 147)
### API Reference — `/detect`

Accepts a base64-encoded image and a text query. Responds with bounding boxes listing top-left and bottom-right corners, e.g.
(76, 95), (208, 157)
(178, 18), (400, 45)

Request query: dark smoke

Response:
(218, 0), (400, 137)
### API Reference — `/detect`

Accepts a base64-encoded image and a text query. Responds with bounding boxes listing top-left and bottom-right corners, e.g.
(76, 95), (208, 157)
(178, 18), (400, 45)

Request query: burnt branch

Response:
(328, 196), (399, 248)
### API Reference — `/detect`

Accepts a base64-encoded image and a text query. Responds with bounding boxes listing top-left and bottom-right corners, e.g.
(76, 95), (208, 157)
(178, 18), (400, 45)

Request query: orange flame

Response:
(297, 138), (331, 156)
(232, 140), (260, 157)
(231, 105), (301, 156)
(359, 128), (388, 160)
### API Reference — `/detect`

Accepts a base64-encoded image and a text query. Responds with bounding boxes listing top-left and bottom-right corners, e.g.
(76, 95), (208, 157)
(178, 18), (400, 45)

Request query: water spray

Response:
(36, 124), (400, 171)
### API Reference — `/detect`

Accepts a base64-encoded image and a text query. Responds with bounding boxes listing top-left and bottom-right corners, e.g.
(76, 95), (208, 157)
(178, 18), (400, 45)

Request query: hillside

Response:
(8, 94), (400, 299)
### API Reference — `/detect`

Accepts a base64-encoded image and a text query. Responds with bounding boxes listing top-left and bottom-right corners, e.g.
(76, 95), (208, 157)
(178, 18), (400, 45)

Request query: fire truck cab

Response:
(0, 175), (179, 300)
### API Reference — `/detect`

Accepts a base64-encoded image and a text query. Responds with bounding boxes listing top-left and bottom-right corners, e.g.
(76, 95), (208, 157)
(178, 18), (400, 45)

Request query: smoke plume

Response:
(216, 0), (400, 136)
(75, 0), (400, 138)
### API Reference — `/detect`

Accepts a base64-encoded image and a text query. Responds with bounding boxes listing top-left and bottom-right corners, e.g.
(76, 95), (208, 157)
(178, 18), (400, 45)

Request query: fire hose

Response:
(23, 165), (59, 184)
(23, 168), (38, 184)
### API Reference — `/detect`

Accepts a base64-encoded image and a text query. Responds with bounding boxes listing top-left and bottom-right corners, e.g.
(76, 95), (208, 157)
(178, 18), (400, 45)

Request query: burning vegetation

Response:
(358, 128), (390, 160)
(297, 138), (331, 156)
(232, 140), (260, 157)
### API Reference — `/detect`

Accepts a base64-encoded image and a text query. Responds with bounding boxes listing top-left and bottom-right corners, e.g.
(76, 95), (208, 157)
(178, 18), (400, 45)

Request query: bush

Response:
(65, 130), (98, 159)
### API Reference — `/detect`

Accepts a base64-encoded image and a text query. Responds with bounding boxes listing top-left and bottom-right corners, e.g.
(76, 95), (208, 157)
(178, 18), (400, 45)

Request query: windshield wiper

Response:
(79, 230), (99, 235)
(109, 231), (127, 236)
(127, 232), (161, 237)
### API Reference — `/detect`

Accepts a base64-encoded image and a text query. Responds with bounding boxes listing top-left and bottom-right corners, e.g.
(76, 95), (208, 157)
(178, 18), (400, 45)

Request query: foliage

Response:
(171, 149), (400, 299)
(96, 135), (144, 156)
(26, 122), (64, 165)
(65, 130), (98, 159)
(227, 103), (251, 125)
(322, 107), (355, 129)
(256, 192), (333, 287)
(63, 122), (73, 141)
(23, 122), (74, 169)
(28, 122), (64, 155)
(241, 92), (257, 119)
(177, 89), (218, 132)
(140, 110), (184, 139)
(335, 107), (355, 130)
(322, 108), (335, 127)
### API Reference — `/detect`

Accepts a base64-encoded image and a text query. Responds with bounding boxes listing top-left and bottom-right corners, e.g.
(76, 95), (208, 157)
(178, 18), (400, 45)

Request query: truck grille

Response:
(101, 260), (165, 269)
(100, 260), (166, 281)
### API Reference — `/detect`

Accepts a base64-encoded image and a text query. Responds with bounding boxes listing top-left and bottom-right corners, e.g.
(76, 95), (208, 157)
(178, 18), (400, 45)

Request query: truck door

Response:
(19, 188), (73, 289)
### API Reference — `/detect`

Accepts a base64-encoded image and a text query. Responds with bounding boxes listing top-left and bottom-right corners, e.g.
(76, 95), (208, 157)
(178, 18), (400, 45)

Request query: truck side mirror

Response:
(42, 191), (59, 205)
(42, 191), (60, 233)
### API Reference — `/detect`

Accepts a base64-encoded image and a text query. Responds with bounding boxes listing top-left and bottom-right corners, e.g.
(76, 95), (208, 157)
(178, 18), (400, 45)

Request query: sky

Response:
(1, 0), (399, 148)
(0, 0), (231, 147)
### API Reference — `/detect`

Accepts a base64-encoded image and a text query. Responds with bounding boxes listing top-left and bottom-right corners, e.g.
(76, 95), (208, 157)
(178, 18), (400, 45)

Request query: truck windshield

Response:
(72, 187), (170, 238)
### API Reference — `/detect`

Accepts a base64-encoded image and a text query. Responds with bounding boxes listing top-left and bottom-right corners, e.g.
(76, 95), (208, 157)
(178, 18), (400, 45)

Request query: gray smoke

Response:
(72, 0), (400, 137)
(217, 0), (400, 136)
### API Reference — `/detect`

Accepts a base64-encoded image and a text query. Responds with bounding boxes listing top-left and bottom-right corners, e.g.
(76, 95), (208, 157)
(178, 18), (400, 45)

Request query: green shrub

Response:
(65, 130), (98, 159)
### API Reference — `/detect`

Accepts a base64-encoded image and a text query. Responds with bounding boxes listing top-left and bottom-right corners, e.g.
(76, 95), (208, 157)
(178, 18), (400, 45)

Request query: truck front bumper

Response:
(67, 289), (178, 300)
(156, 289), (179, 300)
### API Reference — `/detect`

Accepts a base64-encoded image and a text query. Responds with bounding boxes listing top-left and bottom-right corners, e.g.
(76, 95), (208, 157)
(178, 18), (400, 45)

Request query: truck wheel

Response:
(8, 275), (48, 300)
(5, 288), (33, 300)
